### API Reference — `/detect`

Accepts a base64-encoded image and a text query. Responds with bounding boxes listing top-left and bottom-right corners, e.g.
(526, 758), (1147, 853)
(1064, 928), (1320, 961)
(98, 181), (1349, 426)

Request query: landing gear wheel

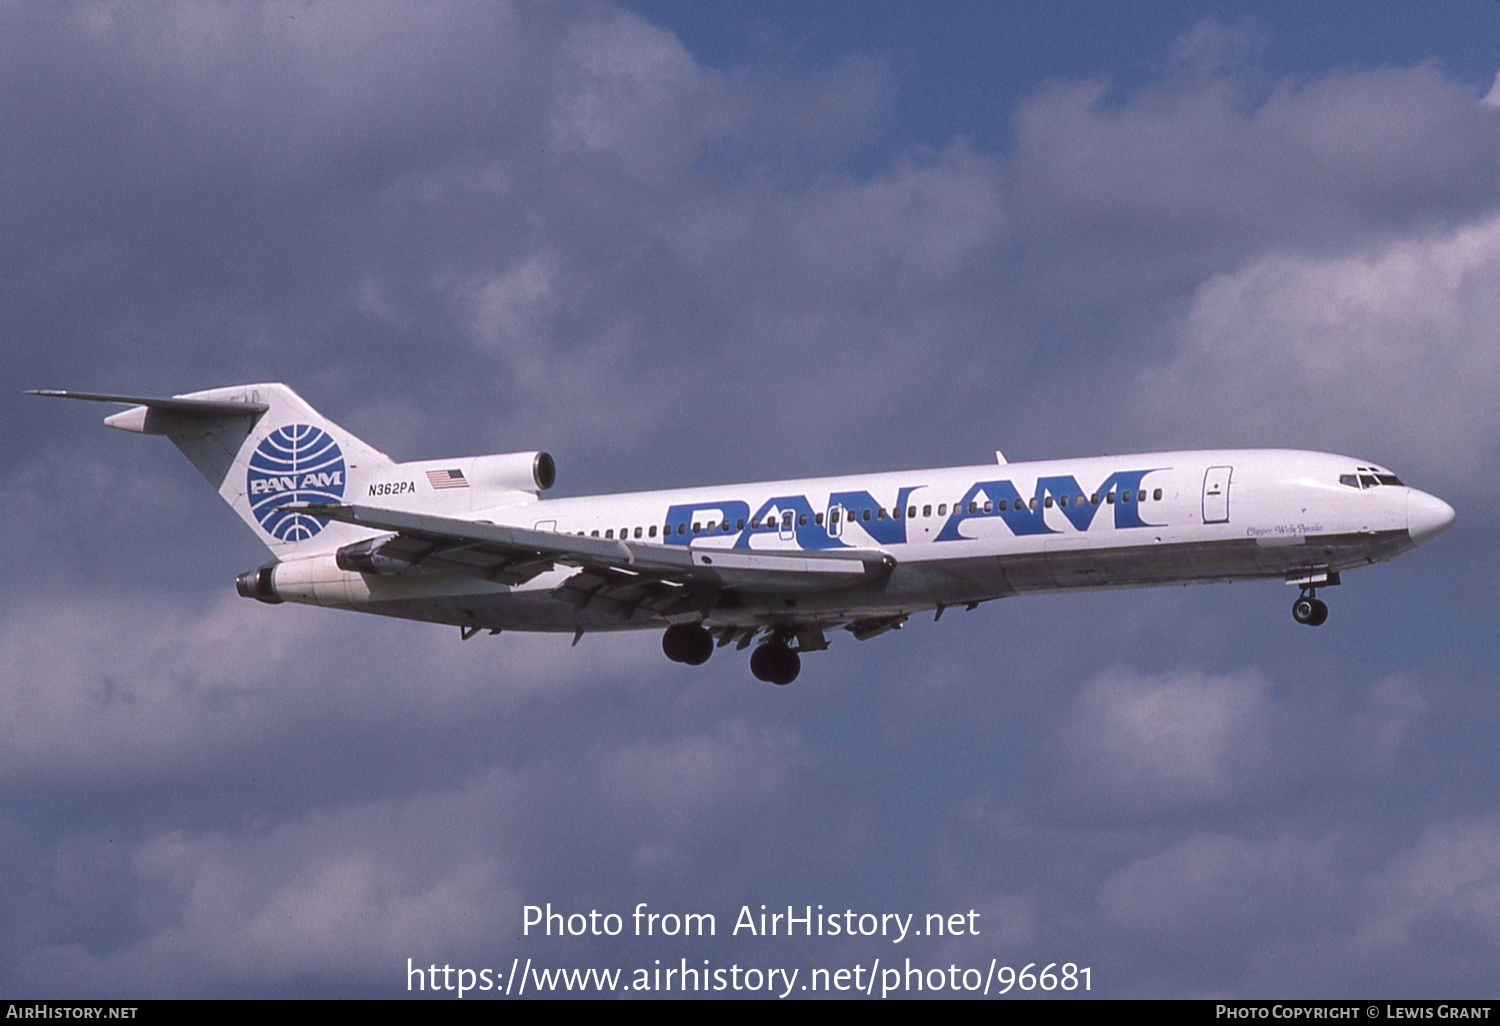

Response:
(749, 642), (801, 685)
(662, 623), (713, 665)
(1292, 596), (1328, 627)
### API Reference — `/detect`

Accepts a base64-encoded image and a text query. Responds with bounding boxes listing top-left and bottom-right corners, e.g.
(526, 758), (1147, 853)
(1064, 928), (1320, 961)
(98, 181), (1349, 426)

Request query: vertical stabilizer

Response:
(36, 384), (394, 556)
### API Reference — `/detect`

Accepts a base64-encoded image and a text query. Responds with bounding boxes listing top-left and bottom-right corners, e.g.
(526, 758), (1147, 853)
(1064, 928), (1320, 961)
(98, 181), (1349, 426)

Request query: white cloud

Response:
(15, 778), (520, 994)
(1361, 820), (1500, 950)
(551, 8), (730, 180)
(0, 588), (662, 790)
(1100, 831), (1339, 949)
(1009, 55), (1500, 302)
(1047, 667), (1280, 816)
(1483, 70), (1500, 109)
(1137, 210), (1500, 488)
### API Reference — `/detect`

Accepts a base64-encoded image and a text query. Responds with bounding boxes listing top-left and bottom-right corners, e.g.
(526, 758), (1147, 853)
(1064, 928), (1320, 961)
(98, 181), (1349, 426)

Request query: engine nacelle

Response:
(468, 451), (556, 493)
(235, 563), (283, 604)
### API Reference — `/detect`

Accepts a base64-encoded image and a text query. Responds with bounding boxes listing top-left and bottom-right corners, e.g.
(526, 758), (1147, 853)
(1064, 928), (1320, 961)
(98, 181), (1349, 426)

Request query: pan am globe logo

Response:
(246, 424), (346, 541)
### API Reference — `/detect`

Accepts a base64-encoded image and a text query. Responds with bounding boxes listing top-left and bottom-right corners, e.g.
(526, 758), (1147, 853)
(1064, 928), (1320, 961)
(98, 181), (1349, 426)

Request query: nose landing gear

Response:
(1292, 590), (1329, 627)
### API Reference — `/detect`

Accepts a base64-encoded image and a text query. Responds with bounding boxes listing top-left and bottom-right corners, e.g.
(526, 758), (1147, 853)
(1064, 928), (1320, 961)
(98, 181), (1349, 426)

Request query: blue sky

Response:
(3, 0), (1499, 998)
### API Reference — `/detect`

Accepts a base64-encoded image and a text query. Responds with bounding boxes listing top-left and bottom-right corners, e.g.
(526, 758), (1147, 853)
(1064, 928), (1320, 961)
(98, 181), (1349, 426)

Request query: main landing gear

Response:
(660, 624), (803, 684)
(1291, 590), (1329, 627)
(749, 638), (800, 686)
(661, 623), (713, 665)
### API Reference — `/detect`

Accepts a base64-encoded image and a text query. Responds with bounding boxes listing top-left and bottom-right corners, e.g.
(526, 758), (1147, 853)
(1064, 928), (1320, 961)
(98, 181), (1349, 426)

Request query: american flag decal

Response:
(426, 468), (469, 490)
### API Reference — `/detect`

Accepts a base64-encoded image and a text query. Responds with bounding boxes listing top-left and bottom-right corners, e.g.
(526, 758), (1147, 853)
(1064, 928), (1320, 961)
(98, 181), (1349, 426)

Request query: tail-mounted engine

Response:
(235, 563), (282, 604)
(460, 451), (555, 494)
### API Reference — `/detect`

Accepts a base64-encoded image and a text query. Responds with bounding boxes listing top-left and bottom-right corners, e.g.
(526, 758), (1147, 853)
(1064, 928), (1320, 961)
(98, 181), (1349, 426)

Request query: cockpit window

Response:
(1341, 471), (1405, 489)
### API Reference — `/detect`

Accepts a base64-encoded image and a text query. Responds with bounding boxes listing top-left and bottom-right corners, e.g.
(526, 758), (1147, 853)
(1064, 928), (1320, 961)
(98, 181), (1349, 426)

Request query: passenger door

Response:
(1202, 466), (1232, 524)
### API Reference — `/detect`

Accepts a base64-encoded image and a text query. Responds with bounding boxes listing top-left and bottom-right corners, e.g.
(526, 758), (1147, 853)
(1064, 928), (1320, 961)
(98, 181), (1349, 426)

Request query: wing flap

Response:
(292, 502), (893, 592)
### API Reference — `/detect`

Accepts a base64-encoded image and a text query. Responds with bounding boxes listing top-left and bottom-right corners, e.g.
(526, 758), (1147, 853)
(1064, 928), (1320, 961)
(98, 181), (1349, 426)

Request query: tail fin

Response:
(35, 384), (393, 556)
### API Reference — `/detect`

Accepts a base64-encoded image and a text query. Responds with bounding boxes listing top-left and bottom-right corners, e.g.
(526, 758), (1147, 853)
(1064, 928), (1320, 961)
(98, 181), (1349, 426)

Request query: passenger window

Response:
(983, 500), (992, 513)
(938, 504), (947, 516)
(893, 507), (902, 519)
(649, 525), (657, 538)
(908, 506), (916, 518)
(1044, 497), (1054, 508)
(692, 523), (701, 534)
(737, 518), (745, 530)
(783, 512), (793, 527)
(815, 513), (824, 526)
(677, 524), (686, 535)
(591, 530), (599, 537)
(1091, 494), (1100, 505)
(798, 514), (808, 526)
(828, 510), (839, 525)
(1058, 495), (1068, 507)
(1152, 489), (1162, 501)
(634, 527), (642, 539)
(862, 509), (872, 522)
(968, 501), (978, 514)
(605, 529), (614, 539)
(922, 505), (931, 517)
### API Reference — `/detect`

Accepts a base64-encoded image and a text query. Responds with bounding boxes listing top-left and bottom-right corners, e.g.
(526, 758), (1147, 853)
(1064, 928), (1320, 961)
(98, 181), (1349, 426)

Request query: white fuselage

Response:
(269, 448), (1449, 634)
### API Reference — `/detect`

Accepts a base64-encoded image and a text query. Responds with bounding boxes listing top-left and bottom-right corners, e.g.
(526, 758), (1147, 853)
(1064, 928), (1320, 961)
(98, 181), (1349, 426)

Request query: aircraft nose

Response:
(1407, 489), (1456, 546)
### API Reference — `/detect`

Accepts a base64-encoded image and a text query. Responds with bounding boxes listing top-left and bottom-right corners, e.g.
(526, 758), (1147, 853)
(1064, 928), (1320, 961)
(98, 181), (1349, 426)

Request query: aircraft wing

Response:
(293, 503), (894, 620)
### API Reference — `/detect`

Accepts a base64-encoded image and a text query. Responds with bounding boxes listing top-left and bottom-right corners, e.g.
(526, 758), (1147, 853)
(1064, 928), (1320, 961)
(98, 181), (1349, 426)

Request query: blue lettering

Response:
(936, 480), (1053, 541)
(734, 495), (842, 550)
(937, 469), (1161, 541)
(662, 500), (751, 546)
(827, 486), (921, 546)
(1093, 469), (1157, 529)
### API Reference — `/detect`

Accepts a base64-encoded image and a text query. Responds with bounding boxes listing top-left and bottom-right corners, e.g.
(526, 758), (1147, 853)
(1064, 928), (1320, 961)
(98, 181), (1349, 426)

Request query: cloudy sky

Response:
(4, 0), (1500, 998)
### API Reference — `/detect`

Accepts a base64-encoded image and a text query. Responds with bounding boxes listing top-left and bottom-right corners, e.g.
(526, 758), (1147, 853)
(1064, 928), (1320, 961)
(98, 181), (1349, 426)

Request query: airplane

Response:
(31, 383), (1455, 685)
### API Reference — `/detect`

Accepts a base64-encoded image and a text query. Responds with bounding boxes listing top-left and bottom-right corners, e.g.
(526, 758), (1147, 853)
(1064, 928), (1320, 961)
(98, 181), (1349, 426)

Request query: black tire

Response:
(662, 624), (713, 665)
(1292, 596), (1327, 626)
(749, 642), (800, 685)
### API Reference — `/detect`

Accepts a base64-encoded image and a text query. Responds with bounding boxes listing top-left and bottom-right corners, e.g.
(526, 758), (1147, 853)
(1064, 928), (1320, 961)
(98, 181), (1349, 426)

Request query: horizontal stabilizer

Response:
(27, 390), (270, 416)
